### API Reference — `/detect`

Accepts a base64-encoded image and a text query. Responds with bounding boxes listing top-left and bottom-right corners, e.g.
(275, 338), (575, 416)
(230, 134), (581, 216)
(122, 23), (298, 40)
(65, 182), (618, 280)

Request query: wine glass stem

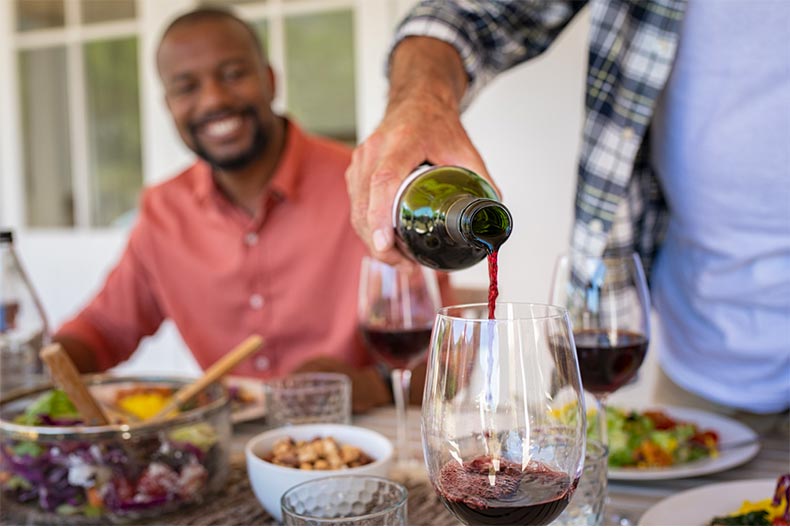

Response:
(391, 368), (412, 465)
(596, 395), (608, 445)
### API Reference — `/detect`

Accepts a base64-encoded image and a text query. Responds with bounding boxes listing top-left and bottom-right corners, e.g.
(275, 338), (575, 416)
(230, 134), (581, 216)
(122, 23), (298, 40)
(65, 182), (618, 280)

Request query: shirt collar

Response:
(267, 118), (305, 202)
(193, 118), (307, 205)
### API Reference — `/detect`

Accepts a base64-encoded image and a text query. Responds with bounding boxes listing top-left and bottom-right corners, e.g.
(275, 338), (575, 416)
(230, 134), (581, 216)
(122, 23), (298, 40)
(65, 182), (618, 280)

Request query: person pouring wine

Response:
(345, 0), (790, 429)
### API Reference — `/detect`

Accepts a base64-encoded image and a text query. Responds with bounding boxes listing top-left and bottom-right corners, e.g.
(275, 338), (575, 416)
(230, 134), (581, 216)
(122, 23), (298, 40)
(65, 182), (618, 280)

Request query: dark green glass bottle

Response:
(392, 165), (513, 271)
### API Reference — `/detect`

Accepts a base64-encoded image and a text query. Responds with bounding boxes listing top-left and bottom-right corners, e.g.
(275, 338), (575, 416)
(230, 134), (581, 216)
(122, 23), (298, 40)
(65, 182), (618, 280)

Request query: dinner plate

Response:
(638, 478), (775, 525)
(608, 405), (759, 480)
(225, 375), (267, 424)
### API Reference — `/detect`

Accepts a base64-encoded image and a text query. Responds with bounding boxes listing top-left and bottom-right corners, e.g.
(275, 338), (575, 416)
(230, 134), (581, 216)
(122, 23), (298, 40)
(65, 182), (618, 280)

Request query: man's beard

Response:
(189, 107), (268, 171)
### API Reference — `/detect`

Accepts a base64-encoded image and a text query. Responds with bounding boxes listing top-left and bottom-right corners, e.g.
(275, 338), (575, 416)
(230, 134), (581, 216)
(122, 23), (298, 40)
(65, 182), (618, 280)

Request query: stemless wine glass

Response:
(423, 303), (587, 526)
(550, 252), (651, 443)
(358, 256), (441, 470)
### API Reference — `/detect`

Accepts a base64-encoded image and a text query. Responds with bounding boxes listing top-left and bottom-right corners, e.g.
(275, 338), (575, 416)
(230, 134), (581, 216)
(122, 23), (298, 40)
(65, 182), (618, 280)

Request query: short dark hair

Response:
(160, 6), (267, 62)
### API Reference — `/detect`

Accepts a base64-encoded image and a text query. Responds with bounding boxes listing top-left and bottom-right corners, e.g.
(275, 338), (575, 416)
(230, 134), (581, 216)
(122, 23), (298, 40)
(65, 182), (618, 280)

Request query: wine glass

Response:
(423, 303), (587, 526)
(358, 256), (441, 470)
(550, 252), (651, 444)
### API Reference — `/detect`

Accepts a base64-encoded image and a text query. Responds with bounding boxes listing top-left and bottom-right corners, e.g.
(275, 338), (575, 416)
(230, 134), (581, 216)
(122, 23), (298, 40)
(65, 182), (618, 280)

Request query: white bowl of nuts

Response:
(245, 423), (393, 521)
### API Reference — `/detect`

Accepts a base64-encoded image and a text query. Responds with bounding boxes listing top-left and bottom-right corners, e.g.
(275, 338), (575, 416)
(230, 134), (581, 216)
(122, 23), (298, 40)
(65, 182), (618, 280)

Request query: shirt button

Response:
(249, 294), (264, 309)
(622, 127), (635, 141)
(254, 355), (270, 371)
(589, 219), (604, 234)
(244, 232), (259, 246)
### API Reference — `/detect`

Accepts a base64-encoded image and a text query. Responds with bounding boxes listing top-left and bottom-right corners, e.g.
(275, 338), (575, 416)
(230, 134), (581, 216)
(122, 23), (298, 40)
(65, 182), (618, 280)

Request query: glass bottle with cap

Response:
(1, 229), (50, 394)
(392, 165), (513, 271)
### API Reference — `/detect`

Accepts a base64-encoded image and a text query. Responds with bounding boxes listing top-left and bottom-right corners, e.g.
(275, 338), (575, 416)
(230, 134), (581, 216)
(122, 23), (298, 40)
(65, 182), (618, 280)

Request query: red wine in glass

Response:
(424, 304), (586, 526)
(574, 329), (648, 395)
(550, 252), (651, 444)
(437, 456), (575, 525)
(359, 325), (433, 370)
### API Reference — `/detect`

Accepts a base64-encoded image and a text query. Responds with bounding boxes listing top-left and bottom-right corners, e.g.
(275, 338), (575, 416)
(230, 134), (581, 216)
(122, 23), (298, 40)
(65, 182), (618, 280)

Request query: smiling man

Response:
(157, 11), (285, 216)
(52, 8), (420, 412)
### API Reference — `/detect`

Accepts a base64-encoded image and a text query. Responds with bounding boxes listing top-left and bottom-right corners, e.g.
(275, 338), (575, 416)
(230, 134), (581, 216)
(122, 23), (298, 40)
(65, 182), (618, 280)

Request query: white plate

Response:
(639, 479), (775, 525)
(224, 375), (266, 424)
(608, 405), (759, 480)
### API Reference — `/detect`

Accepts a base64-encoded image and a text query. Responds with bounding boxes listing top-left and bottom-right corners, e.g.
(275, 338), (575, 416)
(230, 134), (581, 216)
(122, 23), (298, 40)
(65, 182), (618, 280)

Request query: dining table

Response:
(2, 405), (788, 526)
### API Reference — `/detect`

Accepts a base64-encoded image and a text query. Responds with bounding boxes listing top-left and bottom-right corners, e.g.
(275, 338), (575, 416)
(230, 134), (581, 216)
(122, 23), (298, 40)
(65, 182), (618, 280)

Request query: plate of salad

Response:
(639, 475), (790, 525)
(605, 406), (759, 480)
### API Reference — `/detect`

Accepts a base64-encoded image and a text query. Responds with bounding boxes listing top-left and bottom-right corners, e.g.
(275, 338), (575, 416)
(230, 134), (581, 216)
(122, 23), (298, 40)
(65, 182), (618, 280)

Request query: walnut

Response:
(262, 435), (375, 470)
(340, 444), (362, 464)
(297, 444), (319, 464)
(273, 438), (294, 456)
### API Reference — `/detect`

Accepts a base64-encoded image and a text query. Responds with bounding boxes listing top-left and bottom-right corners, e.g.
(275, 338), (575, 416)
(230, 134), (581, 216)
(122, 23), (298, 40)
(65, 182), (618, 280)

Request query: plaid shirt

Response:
(394, 0), (687, 284)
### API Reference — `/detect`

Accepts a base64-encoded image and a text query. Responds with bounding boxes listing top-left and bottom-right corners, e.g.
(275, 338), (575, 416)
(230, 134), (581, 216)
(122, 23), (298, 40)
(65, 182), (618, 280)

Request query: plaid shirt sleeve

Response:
(392, 0), (587, 105)
(392, 0), (686, 289)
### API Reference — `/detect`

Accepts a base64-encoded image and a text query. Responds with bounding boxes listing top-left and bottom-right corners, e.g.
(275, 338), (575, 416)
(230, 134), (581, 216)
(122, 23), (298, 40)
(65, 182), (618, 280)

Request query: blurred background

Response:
(1, 0), (617, 385)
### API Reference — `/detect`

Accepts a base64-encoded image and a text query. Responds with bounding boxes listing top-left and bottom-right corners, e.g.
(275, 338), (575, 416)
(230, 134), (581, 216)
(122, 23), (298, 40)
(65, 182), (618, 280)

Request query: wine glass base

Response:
(389, 458), (428, 484)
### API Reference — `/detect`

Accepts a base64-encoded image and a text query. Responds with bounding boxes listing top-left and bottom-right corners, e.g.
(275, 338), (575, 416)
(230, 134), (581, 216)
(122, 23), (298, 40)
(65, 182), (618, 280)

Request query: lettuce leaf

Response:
(14, 389), (80, 425)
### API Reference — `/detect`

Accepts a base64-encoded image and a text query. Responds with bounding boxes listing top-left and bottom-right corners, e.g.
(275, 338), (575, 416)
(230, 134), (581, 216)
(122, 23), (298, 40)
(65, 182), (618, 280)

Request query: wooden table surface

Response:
(3, 405), (788, 526)
(175, 406), (789, 526)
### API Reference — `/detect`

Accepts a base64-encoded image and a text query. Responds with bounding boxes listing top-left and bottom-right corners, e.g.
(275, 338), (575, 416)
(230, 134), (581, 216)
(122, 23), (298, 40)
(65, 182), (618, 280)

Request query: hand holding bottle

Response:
(345, 36), (497, 264)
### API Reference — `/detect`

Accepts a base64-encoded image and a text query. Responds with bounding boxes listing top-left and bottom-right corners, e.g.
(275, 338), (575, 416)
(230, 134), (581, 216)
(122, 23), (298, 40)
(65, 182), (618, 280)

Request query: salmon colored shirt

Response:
(56, 121), (375, 378)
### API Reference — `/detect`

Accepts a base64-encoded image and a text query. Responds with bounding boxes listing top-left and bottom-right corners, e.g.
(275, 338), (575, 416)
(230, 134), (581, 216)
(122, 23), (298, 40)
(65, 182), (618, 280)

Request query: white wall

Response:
(15, 229), (201, 376)
(8, 3), (610, 384)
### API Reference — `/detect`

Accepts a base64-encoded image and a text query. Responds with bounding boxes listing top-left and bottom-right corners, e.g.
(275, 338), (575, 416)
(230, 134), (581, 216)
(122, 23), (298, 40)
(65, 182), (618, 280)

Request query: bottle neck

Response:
(0, 240), (51, 334)
(445, 197), (513, 253)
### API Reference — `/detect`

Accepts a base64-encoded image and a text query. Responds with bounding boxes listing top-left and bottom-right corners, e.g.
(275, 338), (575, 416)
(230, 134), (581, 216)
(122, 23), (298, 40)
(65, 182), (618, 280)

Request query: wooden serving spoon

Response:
(39, 343), (110, 426)
(150, 334), (264, 421)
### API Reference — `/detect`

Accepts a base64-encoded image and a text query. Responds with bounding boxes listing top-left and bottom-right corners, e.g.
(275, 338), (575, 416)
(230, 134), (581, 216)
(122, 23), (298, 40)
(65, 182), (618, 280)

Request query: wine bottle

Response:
(1, 230), (50, 394)
(392, 165), (512, 271)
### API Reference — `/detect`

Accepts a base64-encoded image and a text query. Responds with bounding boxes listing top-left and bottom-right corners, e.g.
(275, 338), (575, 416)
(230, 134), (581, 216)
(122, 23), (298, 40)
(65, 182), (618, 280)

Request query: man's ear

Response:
(266, 64), (276, 100)
(163, 92), (172, 113)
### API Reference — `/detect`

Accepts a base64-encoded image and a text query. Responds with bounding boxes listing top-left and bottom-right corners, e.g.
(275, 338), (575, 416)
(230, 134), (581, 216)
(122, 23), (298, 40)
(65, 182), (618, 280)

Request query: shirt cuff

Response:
(390, 18), (493, 111)
(55, 317), (120, 372)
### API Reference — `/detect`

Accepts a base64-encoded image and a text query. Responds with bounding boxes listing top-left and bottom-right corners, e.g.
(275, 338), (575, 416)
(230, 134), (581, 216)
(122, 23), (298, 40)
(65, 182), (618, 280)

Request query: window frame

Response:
(0, 0), (401, 231)
(9, 1), (140, 229)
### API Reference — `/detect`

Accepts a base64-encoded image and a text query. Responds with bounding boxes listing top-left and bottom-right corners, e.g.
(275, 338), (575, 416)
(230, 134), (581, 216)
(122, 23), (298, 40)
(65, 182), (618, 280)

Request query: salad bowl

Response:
(0, 375), (230, 523)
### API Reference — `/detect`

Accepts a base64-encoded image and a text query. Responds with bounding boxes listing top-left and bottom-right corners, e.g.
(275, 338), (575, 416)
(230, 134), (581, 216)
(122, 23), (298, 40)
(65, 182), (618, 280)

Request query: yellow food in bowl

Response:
(117, 390), (173, 420)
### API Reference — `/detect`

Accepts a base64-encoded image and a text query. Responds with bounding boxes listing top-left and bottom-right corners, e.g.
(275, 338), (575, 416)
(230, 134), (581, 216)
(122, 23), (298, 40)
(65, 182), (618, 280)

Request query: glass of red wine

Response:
(550, 252), (651, 444)
(358, 256), (441, 470)
(423, 303), (587, 526)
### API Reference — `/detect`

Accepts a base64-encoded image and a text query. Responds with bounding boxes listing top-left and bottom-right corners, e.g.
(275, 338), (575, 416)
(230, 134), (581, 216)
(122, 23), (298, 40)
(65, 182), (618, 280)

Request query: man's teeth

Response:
(204, 116), (242, 137)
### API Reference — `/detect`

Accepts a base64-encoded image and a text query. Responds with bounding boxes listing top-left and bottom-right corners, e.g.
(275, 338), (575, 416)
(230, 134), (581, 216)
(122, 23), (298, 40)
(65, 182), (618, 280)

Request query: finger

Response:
(348, 144), (408, 265)
(345, 146), (372, 245)
(365, 131), (425, 264)
(367, 164), (408, 264)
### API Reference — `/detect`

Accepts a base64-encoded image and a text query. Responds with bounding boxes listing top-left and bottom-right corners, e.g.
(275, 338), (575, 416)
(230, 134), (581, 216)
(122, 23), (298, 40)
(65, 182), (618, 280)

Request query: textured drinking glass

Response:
(264, 373), (351, 427)
(281, 475), (408, 525)
(423, 303), (587, 526)
(550, 440), (608, 526)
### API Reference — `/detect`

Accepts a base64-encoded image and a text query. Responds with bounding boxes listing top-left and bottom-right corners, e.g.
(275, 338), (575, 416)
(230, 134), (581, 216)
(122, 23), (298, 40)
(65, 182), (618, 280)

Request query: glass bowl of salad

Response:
(0, 375), (230, 523)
